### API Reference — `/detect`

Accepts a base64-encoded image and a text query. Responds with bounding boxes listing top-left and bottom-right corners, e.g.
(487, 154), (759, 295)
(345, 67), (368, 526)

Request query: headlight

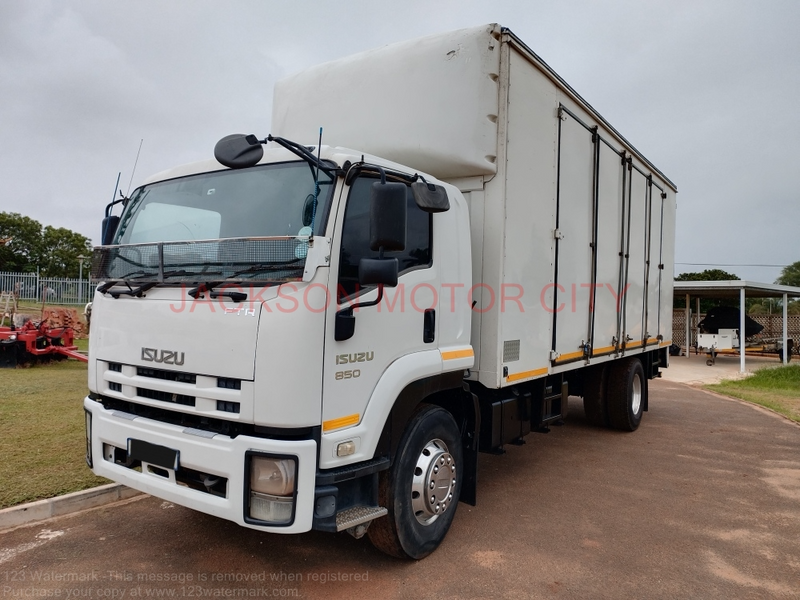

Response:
(247, 454), (297, 525)
(251, 456), (296, 496)
(8, 334), (16, 341)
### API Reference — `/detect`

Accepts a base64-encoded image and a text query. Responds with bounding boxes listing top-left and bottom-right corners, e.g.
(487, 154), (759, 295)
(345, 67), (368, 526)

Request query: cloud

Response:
(0, 0), (798, 281)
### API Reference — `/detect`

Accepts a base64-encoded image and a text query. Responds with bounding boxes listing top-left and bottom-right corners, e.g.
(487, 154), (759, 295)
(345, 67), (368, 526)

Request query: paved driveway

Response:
(2, 381), (799, 599)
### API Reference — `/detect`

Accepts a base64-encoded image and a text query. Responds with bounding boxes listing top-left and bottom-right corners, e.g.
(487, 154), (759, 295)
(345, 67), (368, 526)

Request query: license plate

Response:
(128, 439), (179, 471)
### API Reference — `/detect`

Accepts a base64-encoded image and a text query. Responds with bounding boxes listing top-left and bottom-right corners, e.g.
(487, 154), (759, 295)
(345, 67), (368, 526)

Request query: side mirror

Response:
(359, 258), (398, 287)
(101, 215), (120, 246)
(214, 134), (264, 169)
(370, 181), (406, 252)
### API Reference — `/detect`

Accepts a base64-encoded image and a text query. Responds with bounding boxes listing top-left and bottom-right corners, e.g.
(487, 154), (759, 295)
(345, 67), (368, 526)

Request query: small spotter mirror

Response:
(214, 134), (264, 169)
(411, 181), (449, 213)
(302, 194), (316, 227)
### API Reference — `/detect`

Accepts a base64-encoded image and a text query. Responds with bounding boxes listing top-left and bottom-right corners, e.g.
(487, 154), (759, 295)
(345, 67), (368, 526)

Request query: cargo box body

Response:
(273, 23), (676, 390)
(273, 25), (677, 388)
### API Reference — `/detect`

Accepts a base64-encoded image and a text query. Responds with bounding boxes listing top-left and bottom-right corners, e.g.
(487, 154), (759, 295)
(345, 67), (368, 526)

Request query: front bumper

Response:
(84, 396), (317, 533)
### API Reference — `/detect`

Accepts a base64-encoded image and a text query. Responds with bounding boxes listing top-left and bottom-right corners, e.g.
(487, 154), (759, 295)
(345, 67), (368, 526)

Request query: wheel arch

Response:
(375, 371), (479, 506)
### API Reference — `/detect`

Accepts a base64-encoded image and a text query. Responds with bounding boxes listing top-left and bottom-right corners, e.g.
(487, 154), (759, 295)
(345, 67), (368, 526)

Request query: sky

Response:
(1, 0), (799, 283)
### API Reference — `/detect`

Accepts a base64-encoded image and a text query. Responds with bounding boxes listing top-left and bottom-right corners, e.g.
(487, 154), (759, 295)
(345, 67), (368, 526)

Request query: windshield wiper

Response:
(109, 282), (158, 299)
(230, 260), (304, 278)
(97, 276), (155, 294)
(187, 282), (247, 303)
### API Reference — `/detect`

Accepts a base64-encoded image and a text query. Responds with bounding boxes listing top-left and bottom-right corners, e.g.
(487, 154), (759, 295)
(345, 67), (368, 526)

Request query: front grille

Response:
(217, 377), (241, 390)
(102, 361), (253, 422)
(137, 388), (196, 407)
(137, 367), (197, 384)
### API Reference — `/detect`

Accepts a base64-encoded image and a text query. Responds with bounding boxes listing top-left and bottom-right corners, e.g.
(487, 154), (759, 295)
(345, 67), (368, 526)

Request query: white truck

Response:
(85, 24), (676, 559)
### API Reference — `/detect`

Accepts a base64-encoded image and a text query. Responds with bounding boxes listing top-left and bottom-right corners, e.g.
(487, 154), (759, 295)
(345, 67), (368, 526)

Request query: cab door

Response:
(321, 175), (439, 438)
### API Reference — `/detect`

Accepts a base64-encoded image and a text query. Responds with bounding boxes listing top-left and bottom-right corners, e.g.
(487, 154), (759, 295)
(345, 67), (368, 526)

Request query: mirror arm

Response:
(338, 284), (385, 317)
(265, 135), (340, 176)
(104, 194), (128, 218)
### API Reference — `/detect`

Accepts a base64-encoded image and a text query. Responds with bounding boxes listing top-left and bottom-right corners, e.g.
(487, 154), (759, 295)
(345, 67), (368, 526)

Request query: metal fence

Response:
(673, 310), (800, 348)
(0, 271), (96, 306)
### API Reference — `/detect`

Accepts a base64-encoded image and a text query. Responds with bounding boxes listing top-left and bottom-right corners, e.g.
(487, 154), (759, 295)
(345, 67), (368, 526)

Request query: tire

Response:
(583, 365), (610, 427)
(368, 405), (463, 559)
(607, 358), (645, 431)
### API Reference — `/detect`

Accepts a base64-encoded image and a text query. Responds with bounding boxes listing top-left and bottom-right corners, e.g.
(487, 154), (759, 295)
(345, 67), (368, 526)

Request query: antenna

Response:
(126, 139), (144, 196)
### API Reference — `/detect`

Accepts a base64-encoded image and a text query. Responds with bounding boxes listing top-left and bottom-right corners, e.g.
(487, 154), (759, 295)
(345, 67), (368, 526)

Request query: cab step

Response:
(335, 505), (388, 532)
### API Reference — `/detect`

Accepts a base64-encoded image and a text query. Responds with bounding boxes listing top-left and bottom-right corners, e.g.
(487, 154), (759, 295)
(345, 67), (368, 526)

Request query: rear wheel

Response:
(583, 365), (610, 427)
(368, 405), (462, 559)
(607, 358), (645, 431)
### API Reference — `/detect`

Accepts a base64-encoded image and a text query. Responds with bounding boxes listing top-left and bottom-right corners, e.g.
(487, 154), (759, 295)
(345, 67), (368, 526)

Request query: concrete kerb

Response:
(0, 484), (143, 530)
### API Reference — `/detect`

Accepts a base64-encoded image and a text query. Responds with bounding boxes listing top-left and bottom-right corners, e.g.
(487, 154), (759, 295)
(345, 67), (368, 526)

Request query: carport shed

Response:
(674, 280), (800, 372)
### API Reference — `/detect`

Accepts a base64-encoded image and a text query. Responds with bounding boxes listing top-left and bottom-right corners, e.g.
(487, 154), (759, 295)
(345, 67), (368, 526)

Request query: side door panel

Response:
(321, 177), (438, 436)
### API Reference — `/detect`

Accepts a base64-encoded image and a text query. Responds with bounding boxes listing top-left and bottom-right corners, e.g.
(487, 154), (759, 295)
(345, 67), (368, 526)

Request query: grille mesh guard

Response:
(92, 237), (307, 283)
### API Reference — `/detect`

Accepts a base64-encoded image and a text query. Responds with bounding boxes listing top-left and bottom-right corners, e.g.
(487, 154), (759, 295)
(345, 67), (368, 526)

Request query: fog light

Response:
(336, 441), (356, 457)
(249, 492), (294, 524)
(250, 456), (296, 496)
(84, 410), (92, 468)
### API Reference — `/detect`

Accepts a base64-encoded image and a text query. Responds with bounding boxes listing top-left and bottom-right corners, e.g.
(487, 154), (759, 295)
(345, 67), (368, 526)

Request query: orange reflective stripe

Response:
(507, 367), (548, 382)
(322, 414), (360, 432)
(441, 348), (474, 361)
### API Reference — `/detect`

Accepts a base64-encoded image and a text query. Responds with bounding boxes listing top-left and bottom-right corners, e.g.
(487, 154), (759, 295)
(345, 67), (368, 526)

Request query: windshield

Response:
(92, 161), (335, 285)
(116, 161), (334, 244)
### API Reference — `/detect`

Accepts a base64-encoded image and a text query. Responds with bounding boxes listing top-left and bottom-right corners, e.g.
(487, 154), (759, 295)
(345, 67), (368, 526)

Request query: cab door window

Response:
(337, 177), (432, 302)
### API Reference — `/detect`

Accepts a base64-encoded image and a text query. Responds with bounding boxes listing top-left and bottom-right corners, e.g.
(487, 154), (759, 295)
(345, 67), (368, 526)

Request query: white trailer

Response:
(85, 24), (676, 559)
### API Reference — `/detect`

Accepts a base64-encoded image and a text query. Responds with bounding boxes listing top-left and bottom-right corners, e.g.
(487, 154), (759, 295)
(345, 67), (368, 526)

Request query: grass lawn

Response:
(0, 359), (108, 509)
(706, 365), (800, 423)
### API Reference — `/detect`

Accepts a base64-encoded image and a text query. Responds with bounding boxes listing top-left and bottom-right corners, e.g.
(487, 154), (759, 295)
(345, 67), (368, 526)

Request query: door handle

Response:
(423, 309), (435, 344)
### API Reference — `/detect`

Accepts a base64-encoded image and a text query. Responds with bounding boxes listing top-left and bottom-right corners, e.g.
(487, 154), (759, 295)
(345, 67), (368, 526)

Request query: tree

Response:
(675, 269), (740, 282)
(776, 261), (800, 288)
(0, 212), (92, 277)
(39, 226), (93, 278)
(674, 269), (740, 312)
(0, 212), (43, 272)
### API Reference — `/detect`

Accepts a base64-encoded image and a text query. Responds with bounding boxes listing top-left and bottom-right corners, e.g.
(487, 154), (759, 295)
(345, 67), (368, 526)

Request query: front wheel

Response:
(607, 358), (645, 431)
(368, 405), (463, 559)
